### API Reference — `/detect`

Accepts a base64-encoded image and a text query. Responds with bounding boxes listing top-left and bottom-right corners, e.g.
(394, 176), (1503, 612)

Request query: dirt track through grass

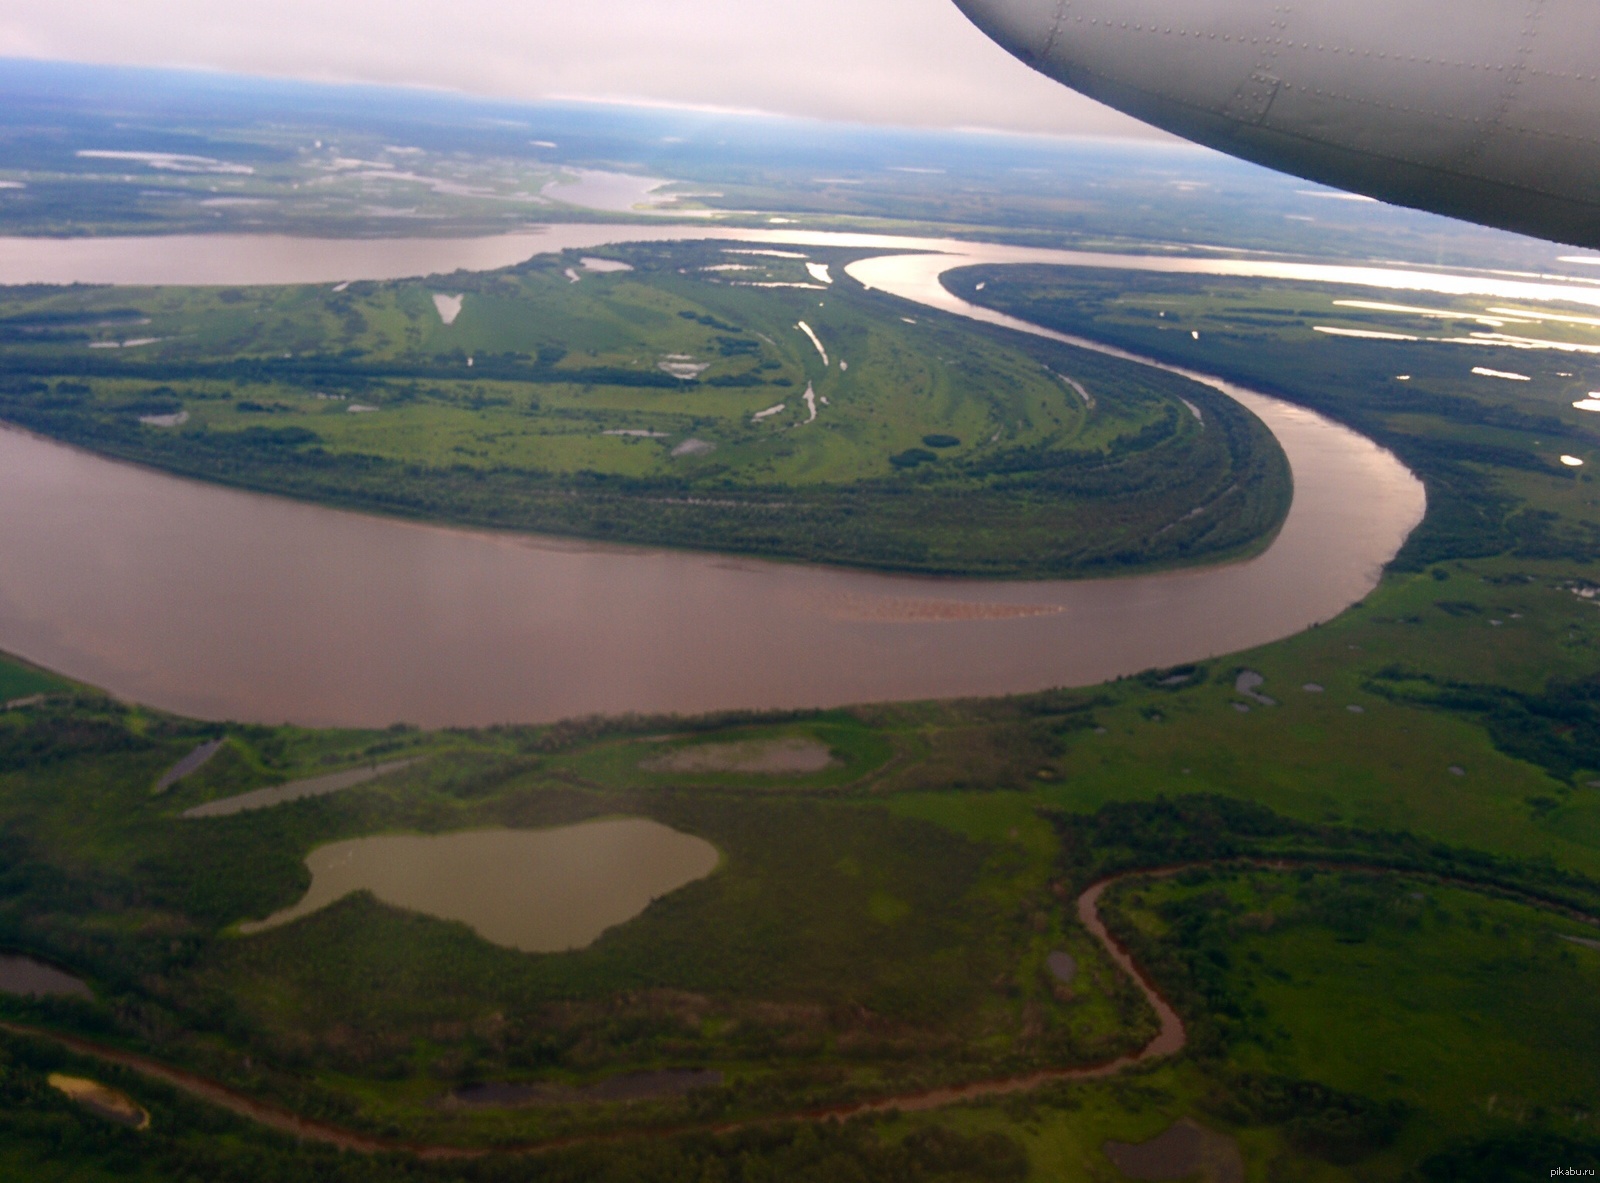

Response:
(17, 856), (1587, 1157)
(0, 866), (1189, 1156)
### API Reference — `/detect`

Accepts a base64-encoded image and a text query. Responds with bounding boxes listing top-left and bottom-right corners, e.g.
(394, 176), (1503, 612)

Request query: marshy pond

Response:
(240, 819), (719, 952)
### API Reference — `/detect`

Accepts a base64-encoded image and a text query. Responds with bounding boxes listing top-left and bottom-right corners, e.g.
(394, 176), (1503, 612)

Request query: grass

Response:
(1106, 866), (1600, 1175)
(0, 654), (69, 702)
(558, 713), (897, 792)
(1018, 566), (1600, 877)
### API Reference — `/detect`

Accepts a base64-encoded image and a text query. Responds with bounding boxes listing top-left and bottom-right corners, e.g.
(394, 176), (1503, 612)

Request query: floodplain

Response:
(0, 61), (1597, 1183)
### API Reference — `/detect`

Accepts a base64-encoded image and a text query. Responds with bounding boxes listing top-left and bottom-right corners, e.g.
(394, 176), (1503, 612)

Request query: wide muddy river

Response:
(0, 226), (1432, 727)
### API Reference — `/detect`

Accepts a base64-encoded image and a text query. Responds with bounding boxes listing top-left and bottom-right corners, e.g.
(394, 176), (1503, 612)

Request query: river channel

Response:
(0, 226), (1429, 727)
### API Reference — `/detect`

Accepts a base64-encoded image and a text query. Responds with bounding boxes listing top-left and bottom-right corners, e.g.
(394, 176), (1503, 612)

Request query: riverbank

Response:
(0, 230), (1420, 727)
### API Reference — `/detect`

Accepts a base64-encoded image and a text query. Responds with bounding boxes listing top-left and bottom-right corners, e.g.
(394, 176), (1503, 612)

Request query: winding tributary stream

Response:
(0, 226), (1436, 727)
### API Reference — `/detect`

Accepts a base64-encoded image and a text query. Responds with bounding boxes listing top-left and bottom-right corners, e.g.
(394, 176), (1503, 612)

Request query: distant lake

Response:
(0, 225), (1427, 727)
(4, 224), (1598, 306)
(240, 819), (720, 952)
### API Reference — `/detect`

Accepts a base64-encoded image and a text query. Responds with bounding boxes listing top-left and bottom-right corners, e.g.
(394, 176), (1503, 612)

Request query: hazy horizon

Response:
(0, 0), (1165, 140)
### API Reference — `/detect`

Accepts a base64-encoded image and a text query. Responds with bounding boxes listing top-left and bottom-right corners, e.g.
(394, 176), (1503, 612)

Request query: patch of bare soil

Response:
(642, 737), (836, 775)
(1046, 950), (1078, 984)
(154, 737), (225, 792)
(49, 1074), (150, 1129)
(1103, 1118), (1243, 1182)
(183, 758), (417, 818)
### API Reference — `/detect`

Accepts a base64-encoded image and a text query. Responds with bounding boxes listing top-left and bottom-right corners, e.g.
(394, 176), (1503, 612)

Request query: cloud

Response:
(0, 0), (1162, 137)
(0, 22), (44, 56)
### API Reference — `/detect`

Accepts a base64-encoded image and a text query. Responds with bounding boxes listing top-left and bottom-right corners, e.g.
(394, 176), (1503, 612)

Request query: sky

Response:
(0, 0), (1159, 139)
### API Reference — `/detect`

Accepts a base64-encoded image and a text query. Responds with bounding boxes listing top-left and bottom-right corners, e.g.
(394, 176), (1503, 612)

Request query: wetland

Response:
(238, 819), (721, 953)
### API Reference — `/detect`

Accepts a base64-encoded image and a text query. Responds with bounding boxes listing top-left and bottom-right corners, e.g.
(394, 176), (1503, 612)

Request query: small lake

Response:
(543, 170), (691, 215)
(0, 953), (93, 1000)
(239, 819), (720, 952)
(0, 224), (1432, 727)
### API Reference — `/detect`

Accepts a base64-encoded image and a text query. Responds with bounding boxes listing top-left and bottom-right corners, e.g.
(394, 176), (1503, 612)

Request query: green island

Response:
(0, 241), (1289, 577)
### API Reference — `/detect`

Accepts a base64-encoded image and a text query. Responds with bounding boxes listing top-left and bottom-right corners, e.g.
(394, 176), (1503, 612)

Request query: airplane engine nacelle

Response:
(954, 0), (1600, 248)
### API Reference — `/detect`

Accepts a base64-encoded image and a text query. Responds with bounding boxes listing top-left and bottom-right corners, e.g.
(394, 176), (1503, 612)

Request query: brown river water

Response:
(0, 226), (1428, 727)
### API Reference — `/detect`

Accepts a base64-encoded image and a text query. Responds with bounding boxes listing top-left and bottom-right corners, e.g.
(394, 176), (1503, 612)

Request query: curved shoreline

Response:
(0, 229), (1423, 727)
